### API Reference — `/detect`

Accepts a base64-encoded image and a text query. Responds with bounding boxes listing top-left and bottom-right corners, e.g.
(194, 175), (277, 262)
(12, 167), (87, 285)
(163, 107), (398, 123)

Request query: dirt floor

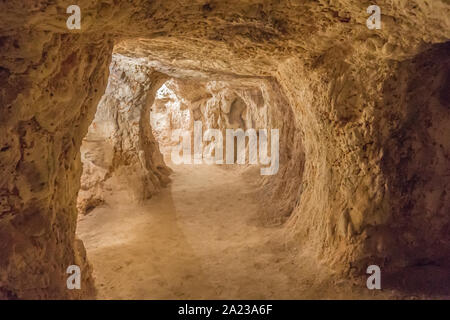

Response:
(76, 164), (395, 299)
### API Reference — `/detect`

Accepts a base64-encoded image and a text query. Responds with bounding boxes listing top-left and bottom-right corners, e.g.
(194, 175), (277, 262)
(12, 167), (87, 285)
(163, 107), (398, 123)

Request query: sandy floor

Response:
(76, 164), (393, 299)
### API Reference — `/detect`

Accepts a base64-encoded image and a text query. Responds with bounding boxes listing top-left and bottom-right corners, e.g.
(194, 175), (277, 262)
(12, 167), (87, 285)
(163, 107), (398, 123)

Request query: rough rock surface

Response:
(0, 0), (449, 298)
(0, 32), (111, 299)
(78, 55), (171, 214)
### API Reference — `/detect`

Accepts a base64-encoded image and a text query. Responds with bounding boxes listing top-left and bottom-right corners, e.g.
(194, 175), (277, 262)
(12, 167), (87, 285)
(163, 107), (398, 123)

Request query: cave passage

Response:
(1, 1), (449, 300)
(75, 48), (450, 299)
(77, 91), (368, 299)
(74, 68), (320, 299)
(74, 62), (394, 299)
(73, 64), (359, 299)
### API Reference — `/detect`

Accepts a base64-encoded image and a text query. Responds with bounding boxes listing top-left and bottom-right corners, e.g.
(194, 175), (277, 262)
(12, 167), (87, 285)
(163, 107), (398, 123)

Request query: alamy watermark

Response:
(66, 265), (81, 289)
(366, 5), (381, 30)
(66, 5), (81, 30)
(366, 265), (381, 290)
(171, 121), (279, 175)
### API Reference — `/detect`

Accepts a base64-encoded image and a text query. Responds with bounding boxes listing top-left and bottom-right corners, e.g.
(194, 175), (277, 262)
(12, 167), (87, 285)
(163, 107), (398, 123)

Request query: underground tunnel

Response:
(0, 1), (449, 300)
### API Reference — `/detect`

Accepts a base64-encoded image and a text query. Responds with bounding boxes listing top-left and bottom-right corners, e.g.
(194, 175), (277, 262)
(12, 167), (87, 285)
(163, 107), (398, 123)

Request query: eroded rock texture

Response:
(278, 46), (450, 274)
(78, 55), (170, 214)
(0, 32), (112, 298)
(0, 0), (449, 298)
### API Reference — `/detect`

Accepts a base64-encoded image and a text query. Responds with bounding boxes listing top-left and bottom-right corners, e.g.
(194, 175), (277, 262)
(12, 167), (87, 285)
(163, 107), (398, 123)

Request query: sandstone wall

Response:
(0, 31), (113, 298)
(78, 55), (171, 214)
(277, 42), (450, 273)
